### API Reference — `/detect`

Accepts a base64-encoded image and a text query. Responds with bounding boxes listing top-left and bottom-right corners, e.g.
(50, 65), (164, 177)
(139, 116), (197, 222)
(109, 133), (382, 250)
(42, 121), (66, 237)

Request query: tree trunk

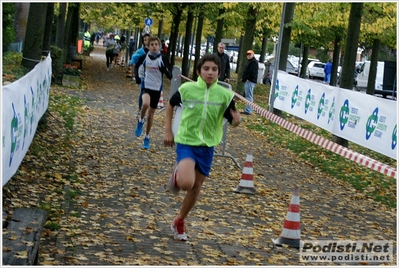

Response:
(193, 11), (204, 80)
(64, 3), (80, 62)
(169, 5), (183, 66)
(274, 2), (295, 116)
(22, 3), (47, 71)
(182, 9), (194, 77)
(331, 35), (341, 86)
(334, 2), (363, 147)
(157, 19), (163, 39)
(56, 3), (66, 48)
(300, 46), (309, 78)
(236, 34), (244, 75)
(339, 3), (363, 90)
(134, 27), (139, 51)
(214, 8), (224, 54)
(236, 5), (258, 95)
(42, 3), (54, 56)
(260, 35), (268, 63)
(14, 3), (30, 43)
(366, 39), (380, 95)
(278, 3), (295, 72)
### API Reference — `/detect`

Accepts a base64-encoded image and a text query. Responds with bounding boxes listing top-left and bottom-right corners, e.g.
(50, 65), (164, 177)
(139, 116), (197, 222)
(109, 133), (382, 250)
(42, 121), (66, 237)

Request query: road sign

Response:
(226, 45), (239, 51)
(144, 18), (153, 27)
(209, 36), (215, 43)
(144, 26), (150, 34)
(221, 38), (235, 44)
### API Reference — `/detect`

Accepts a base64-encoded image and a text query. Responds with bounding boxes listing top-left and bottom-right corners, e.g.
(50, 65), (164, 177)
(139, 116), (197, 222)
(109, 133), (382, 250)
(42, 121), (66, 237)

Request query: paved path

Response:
(4, 45), (397, 265)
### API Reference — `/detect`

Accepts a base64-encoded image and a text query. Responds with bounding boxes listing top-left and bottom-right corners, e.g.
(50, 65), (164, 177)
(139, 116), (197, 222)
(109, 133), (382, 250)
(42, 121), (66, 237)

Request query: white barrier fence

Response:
(273, 71), (397, 160)
(178, 73), (396, 178)
(2, 56), (52, 186)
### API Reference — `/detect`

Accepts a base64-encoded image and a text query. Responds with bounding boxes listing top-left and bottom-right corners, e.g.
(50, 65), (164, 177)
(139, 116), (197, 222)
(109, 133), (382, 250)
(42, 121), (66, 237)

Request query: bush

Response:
(63, 65), (82, 77)
(3, 3), (16, 46)
(50, 46), (64, 84)
(85, 45), (94, 52)
(2, 52), (29, 84)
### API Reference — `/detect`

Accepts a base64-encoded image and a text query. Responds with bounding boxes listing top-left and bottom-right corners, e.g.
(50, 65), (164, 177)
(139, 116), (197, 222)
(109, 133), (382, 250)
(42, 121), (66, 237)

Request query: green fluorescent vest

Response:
(175, 77), (234, 147)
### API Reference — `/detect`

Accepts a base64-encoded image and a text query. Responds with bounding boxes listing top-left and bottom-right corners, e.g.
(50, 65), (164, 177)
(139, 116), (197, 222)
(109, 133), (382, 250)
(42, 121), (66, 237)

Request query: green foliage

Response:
(45, 221), (60, 231)
(288, 44), (300, 57)
(376, 44), (397, 61)
(315, 49), (330, 63)
(50, 94), (82, 131)
(84, 45), (94, 52)
(50, 46), (65, 84)
(3, 3), (16, 46)
(2, 52), (29, 83)
(64, 66), (82, 77)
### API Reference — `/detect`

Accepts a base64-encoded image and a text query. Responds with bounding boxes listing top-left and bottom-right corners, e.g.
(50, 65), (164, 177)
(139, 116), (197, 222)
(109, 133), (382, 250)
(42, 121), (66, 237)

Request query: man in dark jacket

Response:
(215, 42), (231, 83)
(241, 50), (258, 115)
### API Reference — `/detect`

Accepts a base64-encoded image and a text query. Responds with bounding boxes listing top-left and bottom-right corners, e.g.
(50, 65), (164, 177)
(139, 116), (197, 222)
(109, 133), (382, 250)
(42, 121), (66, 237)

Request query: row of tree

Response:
(6, 3), (396, 78)
(4, 2), (396, 146)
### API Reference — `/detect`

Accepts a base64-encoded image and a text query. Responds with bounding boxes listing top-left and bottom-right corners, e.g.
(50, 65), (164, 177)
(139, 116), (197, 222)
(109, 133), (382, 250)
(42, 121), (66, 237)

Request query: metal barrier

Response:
(215, 81), (241, 169)
(158, 66), (181, 114)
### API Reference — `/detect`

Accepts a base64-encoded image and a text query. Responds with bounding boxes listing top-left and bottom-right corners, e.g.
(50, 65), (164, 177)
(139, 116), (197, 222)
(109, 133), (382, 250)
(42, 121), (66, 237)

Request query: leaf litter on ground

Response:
(2, 45), (396, 265)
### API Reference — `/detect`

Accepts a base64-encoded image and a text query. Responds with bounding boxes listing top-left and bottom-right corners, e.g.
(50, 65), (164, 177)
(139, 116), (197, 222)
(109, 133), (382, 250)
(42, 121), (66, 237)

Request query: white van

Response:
(355, 61), (384, 91)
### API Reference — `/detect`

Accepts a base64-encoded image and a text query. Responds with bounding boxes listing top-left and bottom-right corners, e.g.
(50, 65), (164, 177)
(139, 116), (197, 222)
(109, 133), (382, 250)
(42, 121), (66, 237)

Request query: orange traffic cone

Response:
(121, 57), (125, 67)
(157, 91), (164, 108)
(233, 151), (256, 194)
(126, 66), (133, 78)
(272, 185), (301, 248)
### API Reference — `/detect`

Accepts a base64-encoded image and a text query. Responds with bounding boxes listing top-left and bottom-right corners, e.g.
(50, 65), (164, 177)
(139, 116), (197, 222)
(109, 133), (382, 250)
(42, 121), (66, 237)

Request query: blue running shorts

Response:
(175, 143), (214, 177)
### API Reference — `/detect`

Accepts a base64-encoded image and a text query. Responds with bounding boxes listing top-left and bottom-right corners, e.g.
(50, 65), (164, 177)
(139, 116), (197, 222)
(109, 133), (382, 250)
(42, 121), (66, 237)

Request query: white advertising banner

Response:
(334, 89), (397, 160)
(2, 56), (52, 186)
(273, 71), (336, 133)
(272, 70), (397, 159)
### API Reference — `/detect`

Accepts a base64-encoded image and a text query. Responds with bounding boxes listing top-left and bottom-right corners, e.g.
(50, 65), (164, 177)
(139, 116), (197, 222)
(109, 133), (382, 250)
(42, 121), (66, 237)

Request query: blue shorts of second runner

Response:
(176, 143), (214, 177)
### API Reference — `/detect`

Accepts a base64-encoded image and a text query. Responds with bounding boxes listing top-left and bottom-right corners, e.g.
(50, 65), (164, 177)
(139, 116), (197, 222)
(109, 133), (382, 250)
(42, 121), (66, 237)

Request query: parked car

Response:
(307, 61), (326, 79)
(262, 57), (297, 85)
(355, 61), (384, 91)
(296, 58), (320, 76)
(356, 61), (397, 98)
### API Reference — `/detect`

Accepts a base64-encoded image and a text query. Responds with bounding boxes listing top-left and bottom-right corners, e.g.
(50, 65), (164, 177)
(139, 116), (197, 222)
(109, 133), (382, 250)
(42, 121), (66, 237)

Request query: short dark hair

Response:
(196, 54), (221, 75)
(141, 32), (151, 43)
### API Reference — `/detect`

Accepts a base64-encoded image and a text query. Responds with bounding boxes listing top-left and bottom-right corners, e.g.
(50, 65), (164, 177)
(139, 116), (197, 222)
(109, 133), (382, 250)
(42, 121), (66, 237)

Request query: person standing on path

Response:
(113, 39), (122, 67)
(163, 54), (241, 241)
(324, 60), (332, 84)
(215, 42), (230, 83)
(161, 39), (168, 55)
(129, 36), (135, 60)
(104, 34), (116, 71)
(84, 30), (91, 49)
(134, 36), (172, 149)
(130, 33), (151, 117)
(241, 50), (258, 115)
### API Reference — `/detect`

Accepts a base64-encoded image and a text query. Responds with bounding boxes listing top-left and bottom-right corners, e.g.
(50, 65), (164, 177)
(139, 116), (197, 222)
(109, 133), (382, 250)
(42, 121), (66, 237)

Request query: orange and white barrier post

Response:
(233, 151), (256, 195)
(272, 185), (301, 248)
(157, 91), (164, 108)
(126, 66), (133, 78)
